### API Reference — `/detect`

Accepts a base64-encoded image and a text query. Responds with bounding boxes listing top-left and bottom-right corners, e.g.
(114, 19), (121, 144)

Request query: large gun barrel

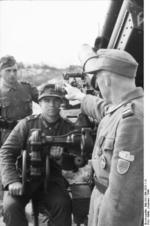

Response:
(108, 0), (143, 87)
(100, 0), (123, 46)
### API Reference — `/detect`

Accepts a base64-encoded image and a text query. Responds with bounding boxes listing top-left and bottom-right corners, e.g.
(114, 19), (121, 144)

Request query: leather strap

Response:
(94, 176), (107, 194)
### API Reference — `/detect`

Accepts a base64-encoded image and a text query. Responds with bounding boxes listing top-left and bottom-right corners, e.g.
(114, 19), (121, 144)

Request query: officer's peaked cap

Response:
(38, 83), (64, 101)
(0, 55), (16, 70)
(78, 44), (138, 78)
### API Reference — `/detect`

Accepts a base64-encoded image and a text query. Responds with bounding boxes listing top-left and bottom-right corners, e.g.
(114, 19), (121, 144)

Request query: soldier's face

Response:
(40, 96), (62, 119)
(96, 70), (112, 103)
(0, 64), (18, 85)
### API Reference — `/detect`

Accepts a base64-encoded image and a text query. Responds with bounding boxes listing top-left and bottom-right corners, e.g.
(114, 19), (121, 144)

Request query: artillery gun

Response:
(0, 1), (143, 225)
(16, 128), (96, 226)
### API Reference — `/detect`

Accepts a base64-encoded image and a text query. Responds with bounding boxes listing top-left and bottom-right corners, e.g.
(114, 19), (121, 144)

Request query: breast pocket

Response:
(102, 137), (115, 170)
(103, 137), (114, 151)
(15, 96), (32, 119)
(0, 98), (10, 118)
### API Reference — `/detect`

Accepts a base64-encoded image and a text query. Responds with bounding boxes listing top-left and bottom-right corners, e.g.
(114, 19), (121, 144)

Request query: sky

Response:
(0, 0), (111, 68)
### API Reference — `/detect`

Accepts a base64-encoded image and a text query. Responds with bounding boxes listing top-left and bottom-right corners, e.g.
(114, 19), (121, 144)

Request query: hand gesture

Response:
(64, 83), (85, 101)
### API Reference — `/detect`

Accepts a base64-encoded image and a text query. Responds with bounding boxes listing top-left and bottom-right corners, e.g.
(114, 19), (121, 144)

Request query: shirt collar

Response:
(40, 114), (61, 129)
(106, 87), (143, 114)
(0, 80), (19, 91)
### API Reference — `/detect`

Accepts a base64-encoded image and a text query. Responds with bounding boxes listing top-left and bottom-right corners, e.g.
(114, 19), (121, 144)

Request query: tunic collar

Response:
(106, 87), (143, 115)
(0, 80), (20, 91)
(40, 115), (61, 129)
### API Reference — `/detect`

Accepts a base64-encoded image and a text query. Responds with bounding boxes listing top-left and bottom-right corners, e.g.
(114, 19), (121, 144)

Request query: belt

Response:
(94, 176), (107, 194)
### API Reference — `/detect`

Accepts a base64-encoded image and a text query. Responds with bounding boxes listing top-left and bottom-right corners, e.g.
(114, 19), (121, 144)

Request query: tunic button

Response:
(98, 150), (102, 156)
(101, 156), (107, 169)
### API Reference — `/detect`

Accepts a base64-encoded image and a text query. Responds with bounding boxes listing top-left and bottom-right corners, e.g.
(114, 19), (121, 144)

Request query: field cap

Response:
(78, 44), (138, 78)
(0, 55), (17, 70)
(38, 83), (64, 101)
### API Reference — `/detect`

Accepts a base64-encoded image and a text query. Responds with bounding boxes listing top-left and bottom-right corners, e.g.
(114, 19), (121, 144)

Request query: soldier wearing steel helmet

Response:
(0, 83), (74, 226)
(0, 55), (39, 145)
(65, 45), (143, 226)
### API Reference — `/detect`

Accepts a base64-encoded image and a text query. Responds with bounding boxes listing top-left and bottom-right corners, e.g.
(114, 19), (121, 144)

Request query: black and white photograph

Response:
(0, 0), (145, 226)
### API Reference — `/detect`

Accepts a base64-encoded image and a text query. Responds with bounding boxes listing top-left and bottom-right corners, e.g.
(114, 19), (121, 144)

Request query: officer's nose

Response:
(10, 69), (16, 76)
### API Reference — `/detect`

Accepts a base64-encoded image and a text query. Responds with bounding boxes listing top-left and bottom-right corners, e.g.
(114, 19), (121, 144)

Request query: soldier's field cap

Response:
(0, 55), (16, 70)
(78, 44), (138, 78)
(38, 83), (64, 101)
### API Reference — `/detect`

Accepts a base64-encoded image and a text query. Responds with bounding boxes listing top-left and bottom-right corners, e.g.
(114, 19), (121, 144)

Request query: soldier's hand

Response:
(8, 182), (23, 196)
(64, 83), (86, 101)
(50, 146), (63, 160)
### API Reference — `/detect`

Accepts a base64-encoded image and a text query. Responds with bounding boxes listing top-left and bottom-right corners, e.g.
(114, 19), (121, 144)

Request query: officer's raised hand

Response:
(64, 83), (85, 101)
(8, 182), (23, 196)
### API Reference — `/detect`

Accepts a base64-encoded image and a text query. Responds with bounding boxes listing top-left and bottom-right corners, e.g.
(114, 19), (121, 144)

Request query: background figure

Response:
(0, 55), (39, 145)
(65, 45), (143, 226)
(0, 55), (39, 204)
(0, 83), (74, 226)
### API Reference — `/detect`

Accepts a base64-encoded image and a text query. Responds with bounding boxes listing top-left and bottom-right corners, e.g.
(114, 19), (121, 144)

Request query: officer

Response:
(65, 45), (143, 226)
(0, 83), (74, 226)
(0, 55), (39, 144)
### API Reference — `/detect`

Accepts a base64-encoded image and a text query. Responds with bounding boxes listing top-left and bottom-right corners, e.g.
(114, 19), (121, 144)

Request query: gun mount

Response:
(16, 128), (96, 193)
(63, 72), (99, 101)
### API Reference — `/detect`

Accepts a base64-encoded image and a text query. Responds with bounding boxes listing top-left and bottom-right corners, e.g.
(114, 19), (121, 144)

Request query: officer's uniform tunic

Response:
(81, 87), (143, 226)
(0, 81), (38, 144)
(0, 114), (74, 226)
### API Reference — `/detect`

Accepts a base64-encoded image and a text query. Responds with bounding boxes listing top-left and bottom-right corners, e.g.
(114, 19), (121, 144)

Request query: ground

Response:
(0, 201), (84, 226)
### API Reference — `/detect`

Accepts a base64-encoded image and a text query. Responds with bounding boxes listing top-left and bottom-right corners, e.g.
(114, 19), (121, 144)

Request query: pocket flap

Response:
(103, 138), (115, 151)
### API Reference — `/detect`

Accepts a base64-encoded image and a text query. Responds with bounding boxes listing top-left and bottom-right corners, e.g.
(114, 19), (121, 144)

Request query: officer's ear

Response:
(104, 75), (111, 87)
(39, 99), (43, 107)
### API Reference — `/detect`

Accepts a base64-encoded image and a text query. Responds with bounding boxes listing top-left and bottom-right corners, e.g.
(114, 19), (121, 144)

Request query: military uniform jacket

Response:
(0, 81), (39, 144)
(81, 87), (143, 226)
(0, 114), (74, 189)
(0, 81), (38, 120)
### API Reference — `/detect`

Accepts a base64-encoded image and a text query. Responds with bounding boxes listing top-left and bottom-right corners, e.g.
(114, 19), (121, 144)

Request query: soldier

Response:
(0, 84), (74, 226)
(0, 55), (39, 145)
(65, 45), (143, 226)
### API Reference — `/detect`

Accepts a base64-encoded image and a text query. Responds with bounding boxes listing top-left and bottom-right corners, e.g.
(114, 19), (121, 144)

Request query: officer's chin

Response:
(9, 79), (17, 85)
